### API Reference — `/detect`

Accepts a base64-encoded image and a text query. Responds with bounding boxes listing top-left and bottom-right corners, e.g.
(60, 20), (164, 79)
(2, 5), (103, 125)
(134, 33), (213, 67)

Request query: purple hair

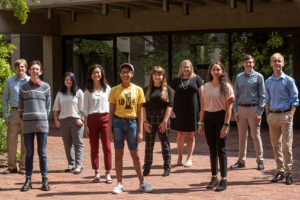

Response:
(60, 72), (79, 96)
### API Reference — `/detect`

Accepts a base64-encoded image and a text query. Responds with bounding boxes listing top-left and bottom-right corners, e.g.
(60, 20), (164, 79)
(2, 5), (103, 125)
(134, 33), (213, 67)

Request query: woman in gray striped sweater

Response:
(18, 61), (51, 192)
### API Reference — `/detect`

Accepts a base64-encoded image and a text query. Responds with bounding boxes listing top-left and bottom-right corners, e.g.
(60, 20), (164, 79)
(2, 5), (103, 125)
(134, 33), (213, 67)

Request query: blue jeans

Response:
(23, 132), (48, 178)
(112, 117), (139, 150)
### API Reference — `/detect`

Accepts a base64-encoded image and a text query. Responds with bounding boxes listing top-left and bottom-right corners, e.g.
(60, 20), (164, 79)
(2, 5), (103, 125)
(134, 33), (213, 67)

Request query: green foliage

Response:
(0, 0), (40, 24)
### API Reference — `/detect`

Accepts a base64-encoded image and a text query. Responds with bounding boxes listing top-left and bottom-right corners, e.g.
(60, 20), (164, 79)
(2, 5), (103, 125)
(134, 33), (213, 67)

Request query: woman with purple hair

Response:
(53, 72), (84, 174)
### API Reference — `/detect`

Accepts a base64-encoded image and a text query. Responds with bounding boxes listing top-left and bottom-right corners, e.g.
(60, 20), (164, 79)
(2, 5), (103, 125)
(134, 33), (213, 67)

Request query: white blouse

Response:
(83, 85), (111, 116)
(53, 89), (84, 119)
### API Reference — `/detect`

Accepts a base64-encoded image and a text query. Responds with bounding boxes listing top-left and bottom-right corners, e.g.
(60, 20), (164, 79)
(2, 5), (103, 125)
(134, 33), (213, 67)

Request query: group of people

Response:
(1, 52), (298, 194)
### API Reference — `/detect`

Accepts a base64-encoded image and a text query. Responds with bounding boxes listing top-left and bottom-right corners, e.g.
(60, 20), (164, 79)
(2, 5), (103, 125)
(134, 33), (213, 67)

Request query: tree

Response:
(0, 0), (40, 154)
(73, 38), (125, 87)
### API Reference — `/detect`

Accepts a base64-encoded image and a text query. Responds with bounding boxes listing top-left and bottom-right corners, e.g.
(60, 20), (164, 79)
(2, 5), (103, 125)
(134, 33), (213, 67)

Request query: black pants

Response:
(144, 110), (171, 170)
(204, 110), (228, 177)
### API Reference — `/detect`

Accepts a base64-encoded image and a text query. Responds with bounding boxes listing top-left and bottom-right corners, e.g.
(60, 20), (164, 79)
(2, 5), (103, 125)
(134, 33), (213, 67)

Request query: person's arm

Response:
(265, 81), (271, 118)
(220, 97), (234, 139)
(53, 111), (61, 128)
(46, 87), (51, 117)
(170, 89), (176, 118)
(18, 87), (24, 121)
(198, 90), (205, 135)
(198, 85), (203, 117)
(75, 90), (84, 127)
(143, 107), (152, 134)
(255, 75), (265, 123)
(265, 103), (270, 117)
(137, 103), (143, 143)
(233, 78), (240, 123)
(1, 80), (10, 126)
(159, 106), (172, 133)
(289, 79), (299, 118)
(108, 103), (116, 142)
(53, 92), (61, 128)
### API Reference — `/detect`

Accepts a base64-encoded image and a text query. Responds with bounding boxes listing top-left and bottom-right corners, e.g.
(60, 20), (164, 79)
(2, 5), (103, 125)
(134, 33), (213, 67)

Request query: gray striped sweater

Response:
(18, 81), (51, 134)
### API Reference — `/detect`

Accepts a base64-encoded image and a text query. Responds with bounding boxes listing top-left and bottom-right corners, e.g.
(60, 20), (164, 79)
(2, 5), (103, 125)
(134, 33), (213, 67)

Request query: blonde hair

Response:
(270, 53), (284, 63)
(177, 60), (196, 79)
(145, 66), (169, 102)
(14, 59), (27, 69)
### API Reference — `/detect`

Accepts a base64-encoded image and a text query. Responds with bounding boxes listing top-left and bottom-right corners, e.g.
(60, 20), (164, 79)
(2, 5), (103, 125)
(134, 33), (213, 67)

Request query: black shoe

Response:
(21, 178), (32, 192)
(230, 161), (245, 169)
(207, 177), (218, 189)
(271, 174), (284, 182)
(257, 161), (264, 170)
(285, 175), (293, 185)
(41, 177), (50, 191)
(216, 179), (227, 191)
(162, 169), (170, 177)
(143, 168), (150, 176)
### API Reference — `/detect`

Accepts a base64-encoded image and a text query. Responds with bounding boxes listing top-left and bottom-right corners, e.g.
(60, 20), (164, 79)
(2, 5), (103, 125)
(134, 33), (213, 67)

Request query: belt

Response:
(11, 107), (18, 110)
(270, 109), (290, 114)
(114, 115), (137, 121)
(238, 104), (258, 107)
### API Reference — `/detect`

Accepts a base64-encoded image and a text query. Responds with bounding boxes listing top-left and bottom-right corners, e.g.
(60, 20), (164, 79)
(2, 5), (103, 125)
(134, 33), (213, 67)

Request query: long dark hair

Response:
(60, 72), (79, 96)
(84, 64), (108, 92)
(207, 62), (232, 95)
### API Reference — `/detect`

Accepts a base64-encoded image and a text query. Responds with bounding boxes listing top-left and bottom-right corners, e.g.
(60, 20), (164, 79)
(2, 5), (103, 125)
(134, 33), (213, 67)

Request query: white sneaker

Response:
(139, 180), (153, 193)
(112, 182), (123, 194)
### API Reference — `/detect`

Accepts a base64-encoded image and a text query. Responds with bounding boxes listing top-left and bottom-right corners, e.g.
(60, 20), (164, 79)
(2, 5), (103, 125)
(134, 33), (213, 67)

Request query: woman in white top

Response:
(53, 72), (84, 174)
(83, 64), (112, 184)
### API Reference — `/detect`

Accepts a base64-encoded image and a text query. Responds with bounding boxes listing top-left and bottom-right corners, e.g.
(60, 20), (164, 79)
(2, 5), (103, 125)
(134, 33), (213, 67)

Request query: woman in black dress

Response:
(171, 60), (203, 167)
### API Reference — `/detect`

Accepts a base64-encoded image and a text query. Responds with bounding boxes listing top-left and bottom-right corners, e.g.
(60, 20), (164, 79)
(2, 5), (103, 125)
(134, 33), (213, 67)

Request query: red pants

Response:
(88, 113), (112, 170)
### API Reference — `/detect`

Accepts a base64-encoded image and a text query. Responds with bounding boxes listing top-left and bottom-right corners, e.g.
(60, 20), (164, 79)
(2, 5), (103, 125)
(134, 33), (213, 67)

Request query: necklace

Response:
(181, 78), (190, 90)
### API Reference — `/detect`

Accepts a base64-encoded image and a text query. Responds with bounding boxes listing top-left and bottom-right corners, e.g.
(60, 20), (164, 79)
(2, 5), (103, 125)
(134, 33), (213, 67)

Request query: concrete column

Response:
(10, 34), (21, 71)
(43, 36), (54, 119)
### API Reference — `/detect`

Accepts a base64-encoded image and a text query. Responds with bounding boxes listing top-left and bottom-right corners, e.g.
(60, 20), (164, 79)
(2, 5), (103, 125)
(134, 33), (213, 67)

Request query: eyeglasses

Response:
(30, 68), (40, 71)
(120, 71), (132, 75)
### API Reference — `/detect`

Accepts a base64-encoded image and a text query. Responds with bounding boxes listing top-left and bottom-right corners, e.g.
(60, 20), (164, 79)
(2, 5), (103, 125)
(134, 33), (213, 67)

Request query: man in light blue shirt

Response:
(230, 55), (265, 171)
(265, 53), (299, 185)
(1, 59), (30, 174)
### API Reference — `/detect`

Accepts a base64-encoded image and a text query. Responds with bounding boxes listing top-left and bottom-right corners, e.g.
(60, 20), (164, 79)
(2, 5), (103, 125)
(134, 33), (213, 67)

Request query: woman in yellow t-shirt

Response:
(108, 63), (153, 194)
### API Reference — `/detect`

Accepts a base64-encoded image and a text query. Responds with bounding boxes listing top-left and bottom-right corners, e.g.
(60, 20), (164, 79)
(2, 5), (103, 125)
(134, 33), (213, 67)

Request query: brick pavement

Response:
(0, 120), (300, 199)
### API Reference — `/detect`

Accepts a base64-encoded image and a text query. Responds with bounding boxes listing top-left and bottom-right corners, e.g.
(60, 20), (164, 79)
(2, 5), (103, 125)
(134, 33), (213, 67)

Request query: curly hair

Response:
(207, 62), (232, 95)
(84, 64), (108, 93)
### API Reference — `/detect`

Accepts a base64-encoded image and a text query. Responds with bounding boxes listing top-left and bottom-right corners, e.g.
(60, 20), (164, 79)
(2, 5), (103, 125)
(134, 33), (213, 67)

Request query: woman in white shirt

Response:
(83, 64), (112, 184)
(53, 72), (84, 174)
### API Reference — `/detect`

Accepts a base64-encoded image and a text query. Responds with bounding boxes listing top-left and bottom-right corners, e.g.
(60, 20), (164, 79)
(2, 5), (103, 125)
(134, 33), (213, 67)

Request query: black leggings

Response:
(204, 110), (228, 177)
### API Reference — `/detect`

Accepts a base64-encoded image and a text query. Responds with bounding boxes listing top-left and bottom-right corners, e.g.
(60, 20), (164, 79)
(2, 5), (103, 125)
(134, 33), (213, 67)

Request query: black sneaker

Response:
(230, 161), (245, 169)
(207, 177), (218, 189)
(162, 169), (170, 177)
(216, 179), (227, 191)
(257, 161), (264, 170)
(143, 168), (150, 176)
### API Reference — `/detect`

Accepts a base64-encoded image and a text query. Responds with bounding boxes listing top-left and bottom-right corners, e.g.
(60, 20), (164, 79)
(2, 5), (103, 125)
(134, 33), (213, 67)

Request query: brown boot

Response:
(3, 168), (18, 174)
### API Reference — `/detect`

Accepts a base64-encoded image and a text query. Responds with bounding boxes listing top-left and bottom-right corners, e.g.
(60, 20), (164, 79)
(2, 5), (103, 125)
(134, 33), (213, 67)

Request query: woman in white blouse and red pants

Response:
(83, 64), (112, 184)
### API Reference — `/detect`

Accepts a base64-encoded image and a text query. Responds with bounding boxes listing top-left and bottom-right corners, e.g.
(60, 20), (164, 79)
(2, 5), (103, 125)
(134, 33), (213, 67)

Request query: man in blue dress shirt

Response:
(230, 55), (265, 171)
(265, 53), (299, 185)
(1, 59), (30, 174)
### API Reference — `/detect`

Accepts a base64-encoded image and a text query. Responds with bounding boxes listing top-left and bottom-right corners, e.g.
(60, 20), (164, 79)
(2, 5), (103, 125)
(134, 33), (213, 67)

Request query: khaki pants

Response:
(267, 112), (293, 175)
(7, 109), (26, 170)
(237, 106), (263, 164)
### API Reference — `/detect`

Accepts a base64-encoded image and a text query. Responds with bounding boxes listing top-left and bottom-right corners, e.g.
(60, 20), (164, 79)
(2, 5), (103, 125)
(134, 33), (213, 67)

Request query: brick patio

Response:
(0, 120), (300, 199)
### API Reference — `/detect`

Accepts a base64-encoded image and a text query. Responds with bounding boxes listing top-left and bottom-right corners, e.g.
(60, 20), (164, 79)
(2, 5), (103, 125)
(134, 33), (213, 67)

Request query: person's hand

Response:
(143, 122), (152, 134)
(108, 131), (114, 143)
(198, 125), (203, 135)
(234, 112), (240, 123)
(137, 132), (143, 143)
(55, 121), (61, 128)
(85, 126), (90, 137)
(76, 119), (83, 126)
(220, 127), (228, 139)
(159, 120), (167, 133)
(170, 110), (176, 119)
(4, 117), (9, 127)
(254, 114), (262, 124)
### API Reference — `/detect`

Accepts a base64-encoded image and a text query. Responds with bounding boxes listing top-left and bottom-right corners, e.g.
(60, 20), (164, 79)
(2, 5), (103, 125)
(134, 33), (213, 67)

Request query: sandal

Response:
(93, 172), (100, 183)
(184, 159), (193, 167)
(177, 157), (183, 166)
(105, 173), (112, 184)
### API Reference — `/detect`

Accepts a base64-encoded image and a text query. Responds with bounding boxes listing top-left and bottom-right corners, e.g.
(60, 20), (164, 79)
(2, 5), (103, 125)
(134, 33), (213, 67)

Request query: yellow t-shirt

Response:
(108, 84), (145, 118)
